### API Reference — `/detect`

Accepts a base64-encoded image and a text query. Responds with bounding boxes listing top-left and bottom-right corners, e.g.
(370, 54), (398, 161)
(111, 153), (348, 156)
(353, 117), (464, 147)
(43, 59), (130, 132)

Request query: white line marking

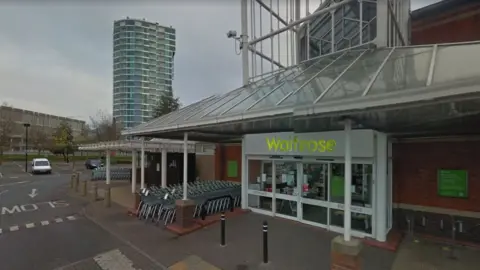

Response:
(55, 218), (63, 223)
(0, 229), (2, 234)
(0, 181), (29, 187)
(66, 216), (76, 221)
(26, 223), (35, 229)
(41, 220), (50, 226)
(0, 190), (8, 196)
(28, 173), (33, 176)
(94, 249), (138, 270)
(0, 172), (3, 178)
(10, 226), (19, 232)
(9, 176), (18, 179)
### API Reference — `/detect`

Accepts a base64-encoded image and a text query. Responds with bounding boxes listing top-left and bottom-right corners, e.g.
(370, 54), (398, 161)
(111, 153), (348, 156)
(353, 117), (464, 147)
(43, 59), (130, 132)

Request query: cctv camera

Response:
(226, 30), (237, 39)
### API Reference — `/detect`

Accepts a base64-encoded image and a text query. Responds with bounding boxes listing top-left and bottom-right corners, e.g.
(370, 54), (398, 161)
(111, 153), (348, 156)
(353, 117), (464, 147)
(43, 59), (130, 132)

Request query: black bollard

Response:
(263, 221), (268, 264)
(221, 212), (226, 247)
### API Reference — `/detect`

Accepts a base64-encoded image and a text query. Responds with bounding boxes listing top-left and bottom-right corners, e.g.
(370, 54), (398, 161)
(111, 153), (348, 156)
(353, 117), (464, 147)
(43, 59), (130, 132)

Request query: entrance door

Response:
(274, 161), (301, 220)
(299, 162), (329, 228)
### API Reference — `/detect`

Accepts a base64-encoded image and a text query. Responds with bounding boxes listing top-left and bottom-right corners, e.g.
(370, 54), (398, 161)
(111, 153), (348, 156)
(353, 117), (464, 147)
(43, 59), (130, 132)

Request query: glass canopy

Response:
(126, 41), (480, 135)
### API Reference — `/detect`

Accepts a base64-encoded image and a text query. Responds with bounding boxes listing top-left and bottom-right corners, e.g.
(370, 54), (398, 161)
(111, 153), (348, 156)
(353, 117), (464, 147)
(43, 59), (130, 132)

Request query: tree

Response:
(52, 121), (74, 162)
(153, 91), (181, 118)
(89, 111), (122, 142)
(0, 103), (14, 164)
(30, 126), (48, 154)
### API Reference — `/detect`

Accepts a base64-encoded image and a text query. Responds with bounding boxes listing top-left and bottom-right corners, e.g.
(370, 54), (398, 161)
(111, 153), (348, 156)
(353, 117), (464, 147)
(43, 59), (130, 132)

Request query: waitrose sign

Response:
(265, 136), (337, 153)
(244, 131), (375, 157)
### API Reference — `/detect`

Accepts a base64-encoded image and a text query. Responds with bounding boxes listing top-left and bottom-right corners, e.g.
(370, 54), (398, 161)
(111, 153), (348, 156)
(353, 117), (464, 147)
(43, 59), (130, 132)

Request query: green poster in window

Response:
(331, 175), (345, 197)
(438, 170), (468, 198)
(227, 161), (238, 178)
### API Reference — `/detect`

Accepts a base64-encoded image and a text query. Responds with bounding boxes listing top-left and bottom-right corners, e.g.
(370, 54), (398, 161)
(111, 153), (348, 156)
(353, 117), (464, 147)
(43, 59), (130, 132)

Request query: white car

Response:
(31, 158), (52, 174)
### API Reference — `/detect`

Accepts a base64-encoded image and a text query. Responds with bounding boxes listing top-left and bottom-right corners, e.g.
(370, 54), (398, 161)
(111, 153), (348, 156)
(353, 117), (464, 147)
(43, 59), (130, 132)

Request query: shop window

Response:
(247, 159), (272, 211)
(329, 209), (372, 234)
(329, 163), (372, 207)
(274, 161), (298, 217)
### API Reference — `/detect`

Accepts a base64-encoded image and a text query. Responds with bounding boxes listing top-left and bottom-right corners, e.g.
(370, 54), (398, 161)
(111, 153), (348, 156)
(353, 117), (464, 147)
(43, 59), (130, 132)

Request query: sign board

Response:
(227, 160), (238, 178)
(244, 130), (375, 158)
(438, 170), (468, 198)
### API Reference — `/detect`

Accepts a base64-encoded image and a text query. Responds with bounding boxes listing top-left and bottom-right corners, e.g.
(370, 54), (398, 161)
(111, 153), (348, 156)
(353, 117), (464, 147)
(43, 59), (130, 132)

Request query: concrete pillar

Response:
(104, 186), (111, 207)
(106, 150), (111, 185)
(161, 148), (167, 188)
(344, 119), (352, 241)
(140, 139), (145, 189)
(131, 151), (137, 193)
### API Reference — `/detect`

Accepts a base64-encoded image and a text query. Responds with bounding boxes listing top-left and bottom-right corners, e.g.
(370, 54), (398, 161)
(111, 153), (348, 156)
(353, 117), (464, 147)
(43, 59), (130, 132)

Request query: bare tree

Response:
(89, 110), (122, 142)
(0, 103), (14, 163)
(30, 126), (48, 154)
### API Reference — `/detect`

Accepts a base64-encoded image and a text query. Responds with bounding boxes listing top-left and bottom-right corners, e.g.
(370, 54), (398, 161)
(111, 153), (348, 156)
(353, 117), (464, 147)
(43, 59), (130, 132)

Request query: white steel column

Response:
(241, 136), (248, 209)
(140, 139), (145, 190)
(106, 150), (111, 185)
(375, 0), (389, 47)
(344, 119), (352, 241)
(241, 0), (250, 85)
(161, 148), (167, 188)
(131, 151), (137, 193)
(183, 133), (188, 200)
(375, 132), (388, 242)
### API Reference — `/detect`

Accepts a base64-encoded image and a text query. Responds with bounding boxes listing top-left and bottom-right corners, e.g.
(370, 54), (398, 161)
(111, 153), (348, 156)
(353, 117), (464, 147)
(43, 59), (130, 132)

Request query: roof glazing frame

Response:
(124, 41), (480, 137)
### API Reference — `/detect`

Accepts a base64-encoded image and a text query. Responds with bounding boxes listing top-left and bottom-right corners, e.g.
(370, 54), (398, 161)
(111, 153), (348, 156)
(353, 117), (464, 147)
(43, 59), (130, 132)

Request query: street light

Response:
(23, 123), (30, 173)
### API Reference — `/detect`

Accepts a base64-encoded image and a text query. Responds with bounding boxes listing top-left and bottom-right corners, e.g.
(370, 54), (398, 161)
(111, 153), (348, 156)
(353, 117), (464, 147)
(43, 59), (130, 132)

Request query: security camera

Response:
(226, 30), (237, 39)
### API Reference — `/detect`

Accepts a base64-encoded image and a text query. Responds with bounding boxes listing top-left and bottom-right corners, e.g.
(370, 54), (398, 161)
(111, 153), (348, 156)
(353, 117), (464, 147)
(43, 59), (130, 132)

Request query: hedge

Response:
(0, 154), (131, 164)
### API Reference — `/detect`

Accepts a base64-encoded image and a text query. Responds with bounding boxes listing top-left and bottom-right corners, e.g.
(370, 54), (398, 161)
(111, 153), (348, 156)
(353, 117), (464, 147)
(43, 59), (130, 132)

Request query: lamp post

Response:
(23, 123), (30, 173)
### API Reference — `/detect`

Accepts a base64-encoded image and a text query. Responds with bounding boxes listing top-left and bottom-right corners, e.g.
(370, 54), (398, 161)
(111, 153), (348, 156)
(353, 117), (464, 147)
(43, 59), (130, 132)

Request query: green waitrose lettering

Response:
(265, 136), (336, 153)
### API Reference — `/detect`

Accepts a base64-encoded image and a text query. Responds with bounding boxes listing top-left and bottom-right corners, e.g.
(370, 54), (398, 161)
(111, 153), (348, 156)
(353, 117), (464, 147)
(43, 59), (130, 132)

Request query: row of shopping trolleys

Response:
(136, 180), (242, 225)
(91, 168), (132, 181)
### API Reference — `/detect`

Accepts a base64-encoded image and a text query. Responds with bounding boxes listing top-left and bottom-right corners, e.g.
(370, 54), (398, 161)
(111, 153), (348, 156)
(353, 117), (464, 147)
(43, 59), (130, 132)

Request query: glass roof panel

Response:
(279, 49), (366, 106)
(224, 57), (333, 114)
(433, 43), (480, 85)
(203, 69), (292, 117)
(319, 48), (392, 102)
(167, 95), (225, 124)
(367, 46), (433, 95)
(247, 51), (348, 111)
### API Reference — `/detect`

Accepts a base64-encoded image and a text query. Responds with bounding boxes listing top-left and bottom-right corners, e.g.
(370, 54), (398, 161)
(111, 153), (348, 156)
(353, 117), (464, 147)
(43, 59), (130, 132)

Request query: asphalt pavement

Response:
(0, 162), (160, 270)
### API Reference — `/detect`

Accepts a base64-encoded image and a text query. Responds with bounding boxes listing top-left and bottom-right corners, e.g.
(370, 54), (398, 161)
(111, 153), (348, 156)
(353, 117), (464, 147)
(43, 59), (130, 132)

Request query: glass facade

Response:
(113, 18), (176, 129)
(299, 0), (378, 61)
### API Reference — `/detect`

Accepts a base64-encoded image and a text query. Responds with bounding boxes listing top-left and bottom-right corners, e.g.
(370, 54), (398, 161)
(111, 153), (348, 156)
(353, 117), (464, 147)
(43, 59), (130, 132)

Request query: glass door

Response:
(300, 162), (330, 228)
(247, 159), (274, 215)
(273, 161), (300, 220)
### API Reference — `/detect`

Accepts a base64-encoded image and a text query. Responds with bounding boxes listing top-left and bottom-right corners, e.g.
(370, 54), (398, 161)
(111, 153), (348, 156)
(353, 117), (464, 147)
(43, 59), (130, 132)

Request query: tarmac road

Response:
(0, 163), (160, 270)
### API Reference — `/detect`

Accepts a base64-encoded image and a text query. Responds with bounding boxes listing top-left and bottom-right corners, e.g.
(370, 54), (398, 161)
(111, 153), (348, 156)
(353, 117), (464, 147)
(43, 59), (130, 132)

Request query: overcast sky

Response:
(0, 0), (441, 121)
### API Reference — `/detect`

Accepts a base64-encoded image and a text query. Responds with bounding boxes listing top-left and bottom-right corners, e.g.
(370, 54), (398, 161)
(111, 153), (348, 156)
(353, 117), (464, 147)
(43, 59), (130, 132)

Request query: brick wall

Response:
(411, 4), (480, 45)
(393, 140), (480, 212)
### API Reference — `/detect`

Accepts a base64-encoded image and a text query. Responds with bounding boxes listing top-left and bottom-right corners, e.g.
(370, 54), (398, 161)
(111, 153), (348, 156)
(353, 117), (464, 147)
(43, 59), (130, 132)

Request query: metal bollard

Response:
(91, 182), (98, 201)
(263, 221), (269, 264)
(104, 187), (111, 207)
(80, 180), (87, 196)
(70, 174), (76, 189)
(220, 212), (226, 247)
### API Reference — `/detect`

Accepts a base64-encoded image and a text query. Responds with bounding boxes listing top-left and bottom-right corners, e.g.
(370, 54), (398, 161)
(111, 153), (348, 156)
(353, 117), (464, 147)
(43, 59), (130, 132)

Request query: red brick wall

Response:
(411, 5), (480, 45)
(214, 144), (242, 182)
(393, 141), (480, 212)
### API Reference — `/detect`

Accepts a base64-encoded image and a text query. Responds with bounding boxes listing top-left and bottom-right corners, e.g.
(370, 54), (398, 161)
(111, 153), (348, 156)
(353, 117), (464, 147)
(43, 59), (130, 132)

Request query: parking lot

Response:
(0, 161), (83, 179)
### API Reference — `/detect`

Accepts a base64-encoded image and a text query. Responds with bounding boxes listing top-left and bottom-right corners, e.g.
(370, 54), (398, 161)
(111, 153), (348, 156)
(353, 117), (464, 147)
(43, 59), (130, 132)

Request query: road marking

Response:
(9, 176), (18, 179)
(0, 172), (3, 178)
(0, 190), (8, 196)
(94, 249), (138, 270)
(0, 181), (29, 188)
(1, 215), (80, 235)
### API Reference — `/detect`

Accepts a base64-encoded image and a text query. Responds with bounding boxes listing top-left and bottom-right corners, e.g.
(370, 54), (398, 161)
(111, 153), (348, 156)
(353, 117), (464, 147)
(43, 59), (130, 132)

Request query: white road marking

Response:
(55, 218), (63, 223)
(41, 220), (50, 226)
(10, 226), (19, 232)
(0, 181), (29, 187)
(25, 223), (35, 229)
(66, 216), (76, 221)
(0, 172), (3, 178)
(9, 176), (18, 179)
(0, 190), (8, 196)
(0, 228), (2, 234)
(94, 249), (138, 270)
